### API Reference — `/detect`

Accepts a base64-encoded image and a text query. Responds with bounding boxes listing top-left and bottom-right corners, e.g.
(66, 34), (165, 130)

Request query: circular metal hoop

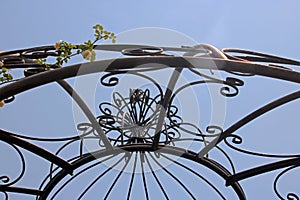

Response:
(39, 145), (245, 200)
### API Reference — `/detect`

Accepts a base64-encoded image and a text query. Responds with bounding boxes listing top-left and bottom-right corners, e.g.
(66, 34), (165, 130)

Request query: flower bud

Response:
(81, 50), (92, 60)
(0, 100), (4, 107)
(54, 41), (62, 50)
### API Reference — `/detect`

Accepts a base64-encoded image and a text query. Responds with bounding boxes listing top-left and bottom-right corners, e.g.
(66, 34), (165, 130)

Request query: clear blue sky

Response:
(1, 1), (300, 199)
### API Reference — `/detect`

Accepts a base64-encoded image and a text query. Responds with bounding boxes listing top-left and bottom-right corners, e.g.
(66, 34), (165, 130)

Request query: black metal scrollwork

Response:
(97, 88), (179, 145)
(274, 166), (299, 200)
(1, 44), (300, 199)
(0, 143), (25, 187)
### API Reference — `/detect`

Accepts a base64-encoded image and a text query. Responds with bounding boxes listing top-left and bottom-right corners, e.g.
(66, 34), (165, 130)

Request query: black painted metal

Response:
(152, 68), (183, 149)
(56, 80), (113, 151)
(0, 129), (73, 174)
(0, 44), (299, 199)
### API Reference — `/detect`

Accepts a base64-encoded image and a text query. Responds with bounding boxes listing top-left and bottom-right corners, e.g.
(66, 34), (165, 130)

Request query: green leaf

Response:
(7, 74), (13, 80)
(90, 51), (96, 62)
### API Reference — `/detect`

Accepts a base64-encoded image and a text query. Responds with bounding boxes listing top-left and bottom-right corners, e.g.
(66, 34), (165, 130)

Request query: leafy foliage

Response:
(52, 24), (116, 66)
(0, 67), (13, 83)
(0, 24), (116, 85)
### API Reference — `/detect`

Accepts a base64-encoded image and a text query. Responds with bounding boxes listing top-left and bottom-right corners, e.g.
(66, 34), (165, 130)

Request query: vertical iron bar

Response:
(152, 68), (183, 149)
(126, 153), (138, 200)
(144, 153), (169, 199)
(104, 153), (133, 199)
(140, 152), (149, 200)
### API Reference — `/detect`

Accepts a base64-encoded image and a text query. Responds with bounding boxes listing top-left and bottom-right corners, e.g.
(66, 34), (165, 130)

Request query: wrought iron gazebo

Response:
(0, 44), (299, 199)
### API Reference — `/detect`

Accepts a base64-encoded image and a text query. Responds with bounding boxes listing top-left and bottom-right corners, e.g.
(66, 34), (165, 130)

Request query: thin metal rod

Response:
(148, 152), (196, 199)
(39, 149), (119, 200)
(160, 154), (226, 199)
(127, 153), (138, 200)
(144, 153), (169, 200)
(222, 48), (300, 66)
(77, 155), (125, 199)
(51, 154), (115, 199)
(40, 145), (245, 200)
(152, 68), (183, 149)
(226, 157), (300, 186)
(0, 129), (73, 174)
(0, 186), (44, 196)
(140, 152), (149, 200)
(221, 90), (300, 141)
(198, 90), (300, 157)
(56, 80), (113, 151)
(104, 153), (133, 199)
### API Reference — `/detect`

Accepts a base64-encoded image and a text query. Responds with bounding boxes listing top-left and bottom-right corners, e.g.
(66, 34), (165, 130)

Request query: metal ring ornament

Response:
(121, 47), (164, 56)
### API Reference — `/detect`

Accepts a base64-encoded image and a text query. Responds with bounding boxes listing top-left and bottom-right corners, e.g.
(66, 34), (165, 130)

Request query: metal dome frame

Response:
(0, 44), (299, 199)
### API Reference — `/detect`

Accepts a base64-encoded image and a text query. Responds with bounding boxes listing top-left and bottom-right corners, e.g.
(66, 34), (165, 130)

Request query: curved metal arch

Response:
(38, 145), (246, 200)
(0, 129), (73, 174)
(1, 44), (300, 199)
(198, 90), (300, 158)
(1, 54), (299, 151)
(226, 156), (300, 186)
(1, 55), (300, 101)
